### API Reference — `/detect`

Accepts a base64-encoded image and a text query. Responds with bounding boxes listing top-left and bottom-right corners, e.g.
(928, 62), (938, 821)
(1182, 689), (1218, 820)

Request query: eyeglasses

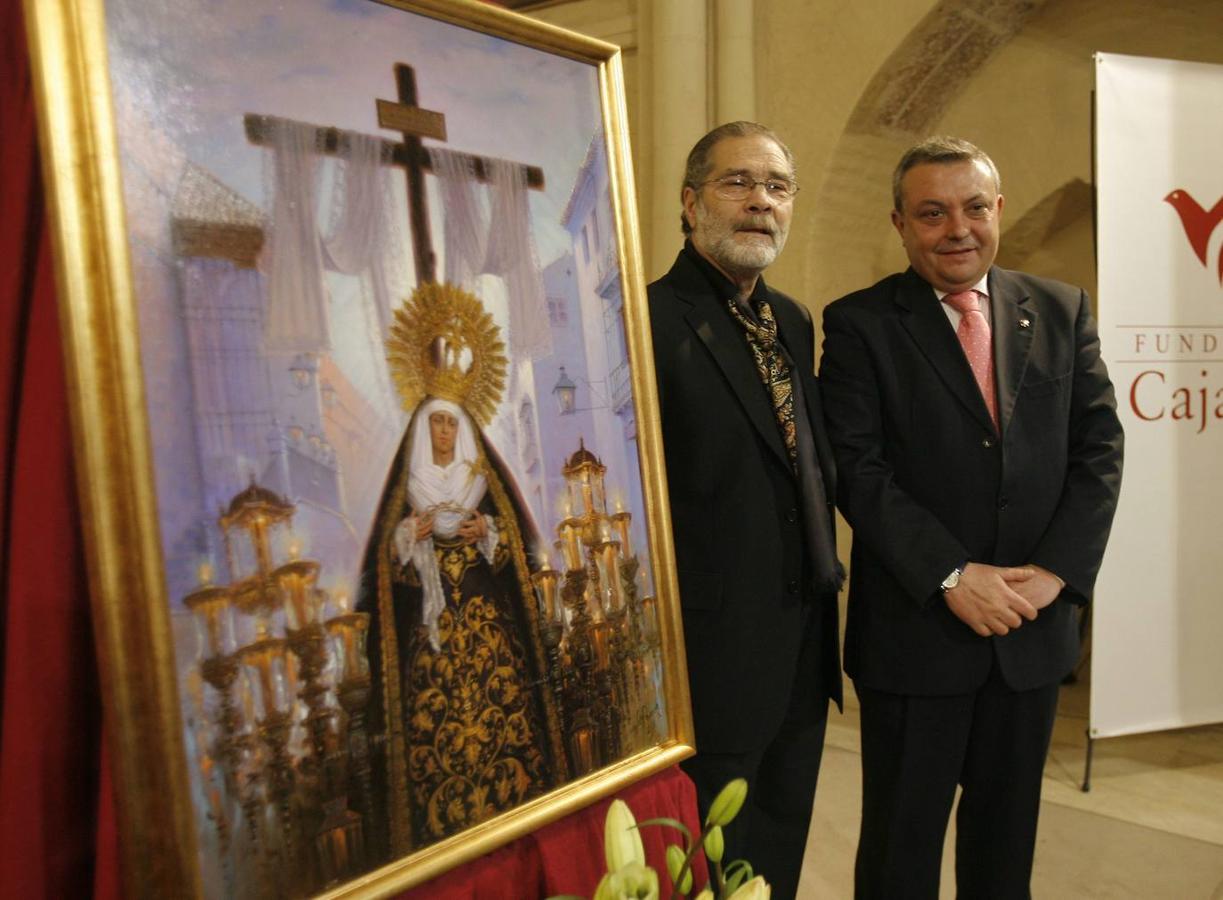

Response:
(697, 175), (800, 201)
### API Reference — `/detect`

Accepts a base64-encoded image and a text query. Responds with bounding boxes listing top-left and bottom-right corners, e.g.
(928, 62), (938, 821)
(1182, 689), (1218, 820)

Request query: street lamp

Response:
(552, 365), (577, 415)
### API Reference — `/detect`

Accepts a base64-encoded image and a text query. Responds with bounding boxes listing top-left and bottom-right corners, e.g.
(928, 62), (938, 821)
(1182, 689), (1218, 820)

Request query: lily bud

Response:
(702, 825), (724, 863)
(705, 777), (748, 827)
(665, 844), (692, 894)
(604, 799), (646, 872)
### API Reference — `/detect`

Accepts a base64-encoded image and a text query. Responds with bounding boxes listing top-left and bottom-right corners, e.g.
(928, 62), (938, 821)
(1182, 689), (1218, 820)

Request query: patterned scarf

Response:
(725, 296), (797, 470)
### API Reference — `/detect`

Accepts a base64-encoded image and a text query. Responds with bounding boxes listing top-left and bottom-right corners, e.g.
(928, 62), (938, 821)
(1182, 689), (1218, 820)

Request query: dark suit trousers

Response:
(854, 660), (1059, 900)
(681, 623), (829, 900)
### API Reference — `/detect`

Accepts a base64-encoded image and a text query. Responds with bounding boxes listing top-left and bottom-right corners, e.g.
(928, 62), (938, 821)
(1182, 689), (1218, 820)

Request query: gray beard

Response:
(692, 203), (788, 276)
(710, 233), (782, 271)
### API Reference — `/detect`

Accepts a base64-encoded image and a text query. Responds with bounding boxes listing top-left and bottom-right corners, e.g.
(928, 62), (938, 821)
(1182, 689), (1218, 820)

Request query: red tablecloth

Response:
(403, 765), (708, 899)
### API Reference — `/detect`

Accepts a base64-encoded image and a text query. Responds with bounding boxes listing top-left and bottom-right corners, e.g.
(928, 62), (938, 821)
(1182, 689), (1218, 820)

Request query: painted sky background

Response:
(105, 0), (600, 266)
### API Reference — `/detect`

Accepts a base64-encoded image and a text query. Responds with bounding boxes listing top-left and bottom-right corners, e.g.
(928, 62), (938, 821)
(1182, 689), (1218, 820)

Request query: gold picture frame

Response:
(24, 0), (693, 896)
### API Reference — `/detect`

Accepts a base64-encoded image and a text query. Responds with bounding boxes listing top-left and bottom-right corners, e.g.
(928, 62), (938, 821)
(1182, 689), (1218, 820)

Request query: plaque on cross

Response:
(378, 64), (446, 284)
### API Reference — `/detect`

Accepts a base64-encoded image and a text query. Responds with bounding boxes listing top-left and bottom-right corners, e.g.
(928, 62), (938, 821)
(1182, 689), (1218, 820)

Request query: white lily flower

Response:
(725, 875), (771, 900)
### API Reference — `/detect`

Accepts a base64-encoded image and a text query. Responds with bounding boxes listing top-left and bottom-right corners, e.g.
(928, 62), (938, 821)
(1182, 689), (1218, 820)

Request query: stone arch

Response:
(802, 0), (1047, 306)
(995, 177), (1093, 278)
(800, 0), (1223, 311)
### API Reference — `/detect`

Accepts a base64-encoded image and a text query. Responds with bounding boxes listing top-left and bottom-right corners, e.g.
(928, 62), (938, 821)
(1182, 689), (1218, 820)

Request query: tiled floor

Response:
(798, 674), (1223, 898)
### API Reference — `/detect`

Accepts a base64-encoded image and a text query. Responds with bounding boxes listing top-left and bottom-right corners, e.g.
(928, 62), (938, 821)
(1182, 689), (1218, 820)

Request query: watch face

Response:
(942, 570), (961, 591)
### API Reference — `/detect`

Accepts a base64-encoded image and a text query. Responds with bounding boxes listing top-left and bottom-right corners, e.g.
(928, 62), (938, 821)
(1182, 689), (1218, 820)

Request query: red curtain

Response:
(0, 1), (120, 897)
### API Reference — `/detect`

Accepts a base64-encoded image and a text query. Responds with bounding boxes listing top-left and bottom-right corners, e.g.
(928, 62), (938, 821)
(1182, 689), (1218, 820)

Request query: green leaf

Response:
(723, 859), (754, 893)
(634, 816), (694, 845)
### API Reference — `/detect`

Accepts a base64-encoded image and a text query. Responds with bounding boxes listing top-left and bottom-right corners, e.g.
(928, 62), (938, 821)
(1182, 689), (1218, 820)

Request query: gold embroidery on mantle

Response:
(404, 546), (547, 840)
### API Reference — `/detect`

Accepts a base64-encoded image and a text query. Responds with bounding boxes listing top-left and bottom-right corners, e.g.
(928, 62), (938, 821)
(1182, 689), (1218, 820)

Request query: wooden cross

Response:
(244, 62), (545, 285)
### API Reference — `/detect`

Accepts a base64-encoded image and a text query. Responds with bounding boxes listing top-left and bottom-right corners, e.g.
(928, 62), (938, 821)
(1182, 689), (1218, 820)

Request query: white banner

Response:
(1093, 52), (1223, 738)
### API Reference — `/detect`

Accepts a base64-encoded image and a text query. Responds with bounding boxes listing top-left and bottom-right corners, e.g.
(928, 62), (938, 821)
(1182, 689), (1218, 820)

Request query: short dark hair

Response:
(680, 121), (796, 235)
(892, 136), (1001, 212)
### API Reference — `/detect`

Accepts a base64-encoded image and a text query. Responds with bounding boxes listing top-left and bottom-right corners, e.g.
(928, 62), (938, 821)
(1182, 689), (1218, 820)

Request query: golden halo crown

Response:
(385, 282), (507, 426)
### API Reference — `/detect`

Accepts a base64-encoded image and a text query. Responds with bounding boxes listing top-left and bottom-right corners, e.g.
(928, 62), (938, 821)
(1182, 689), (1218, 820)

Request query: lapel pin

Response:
(1018, 318), (1031, 328)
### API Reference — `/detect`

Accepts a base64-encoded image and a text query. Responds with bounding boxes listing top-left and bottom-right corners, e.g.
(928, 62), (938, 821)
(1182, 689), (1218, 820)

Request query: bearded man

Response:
(647, 121), (843, 897)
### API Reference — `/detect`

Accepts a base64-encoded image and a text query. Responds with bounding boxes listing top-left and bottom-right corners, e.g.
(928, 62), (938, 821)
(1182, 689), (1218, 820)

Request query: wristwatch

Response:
(940, 565), (965, 592)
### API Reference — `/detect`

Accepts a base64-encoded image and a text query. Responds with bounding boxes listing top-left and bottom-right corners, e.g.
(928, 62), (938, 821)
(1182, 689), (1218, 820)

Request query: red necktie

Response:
(945, 290), (998, 430)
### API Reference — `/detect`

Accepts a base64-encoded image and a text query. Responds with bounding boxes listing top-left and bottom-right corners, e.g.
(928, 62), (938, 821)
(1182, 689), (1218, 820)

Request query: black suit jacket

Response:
(819, 266), (1123, 695)
(649, 247), (842, 754)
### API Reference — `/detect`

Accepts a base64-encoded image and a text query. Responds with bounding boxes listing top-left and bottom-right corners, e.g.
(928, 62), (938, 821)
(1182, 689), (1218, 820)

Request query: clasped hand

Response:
(944, 562), (1063, 637)
(409, 508), (486, 545)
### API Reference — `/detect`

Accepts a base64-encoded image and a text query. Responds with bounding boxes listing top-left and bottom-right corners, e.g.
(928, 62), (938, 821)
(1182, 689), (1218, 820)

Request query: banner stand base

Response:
(1081, 729), (1094, 793)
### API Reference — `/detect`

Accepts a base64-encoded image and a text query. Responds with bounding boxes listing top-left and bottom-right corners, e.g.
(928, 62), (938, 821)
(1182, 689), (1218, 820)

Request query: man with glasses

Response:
(648, 121), (843, 896)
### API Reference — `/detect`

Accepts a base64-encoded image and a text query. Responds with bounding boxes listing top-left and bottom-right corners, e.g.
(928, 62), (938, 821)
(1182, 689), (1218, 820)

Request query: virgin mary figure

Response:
(356, 284), (567, 858)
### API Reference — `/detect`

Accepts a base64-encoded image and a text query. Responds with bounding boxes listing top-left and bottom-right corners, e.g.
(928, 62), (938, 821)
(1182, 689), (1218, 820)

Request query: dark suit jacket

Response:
(819, 266), (1123, 695)
(649, 247), (842, 754)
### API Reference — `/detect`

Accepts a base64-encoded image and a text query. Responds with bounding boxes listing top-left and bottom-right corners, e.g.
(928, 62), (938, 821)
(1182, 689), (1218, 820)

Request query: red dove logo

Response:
(1164, 190), (1223, 284)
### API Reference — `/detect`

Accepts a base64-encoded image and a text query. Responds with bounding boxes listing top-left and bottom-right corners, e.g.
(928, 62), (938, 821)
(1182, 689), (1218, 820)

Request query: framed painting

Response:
(23, 0), (693, 895)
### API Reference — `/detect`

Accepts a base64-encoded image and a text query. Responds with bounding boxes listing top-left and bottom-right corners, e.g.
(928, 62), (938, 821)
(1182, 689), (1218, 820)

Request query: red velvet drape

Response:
(0, 2), (120, 897)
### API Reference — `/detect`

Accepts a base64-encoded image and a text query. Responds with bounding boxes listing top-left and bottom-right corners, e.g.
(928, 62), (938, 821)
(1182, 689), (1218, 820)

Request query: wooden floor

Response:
(798, 672), (1223, 898)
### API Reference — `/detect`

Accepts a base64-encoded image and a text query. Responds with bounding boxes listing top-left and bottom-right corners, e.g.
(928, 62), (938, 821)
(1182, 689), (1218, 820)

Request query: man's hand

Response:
(944, 562), (1039, 637)
(1009, 564), (1064, 611)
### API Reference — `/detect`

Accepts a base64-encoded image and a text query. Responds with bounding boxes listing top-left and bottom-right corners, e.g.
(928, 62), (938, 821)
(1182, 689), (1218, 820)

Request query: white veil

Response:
(398, 397), (495, 650)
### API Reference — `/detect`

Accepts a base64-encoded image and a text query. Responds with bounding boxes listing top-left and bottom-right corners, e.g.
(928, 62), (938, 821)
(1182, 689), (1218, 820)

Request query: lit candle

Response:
(532, 561), (562, 624)
(561, 518), (583, 571)
(580, 469), (594, 515)
(612, 510), (632, 558)
(601, 539), (624, 611)
(341, 627), (358, 678)
(335, 589), (351, 614)
(204, 605), (223, 658)
(197, 561), (214, 586)
(186, 669), (205, 715)
(642, 596), (659, 641)
(351, 614), (370, 677)
(241, 677), (256, 727)
(287, 574), (310, 629)
(272, 664), (288, 715)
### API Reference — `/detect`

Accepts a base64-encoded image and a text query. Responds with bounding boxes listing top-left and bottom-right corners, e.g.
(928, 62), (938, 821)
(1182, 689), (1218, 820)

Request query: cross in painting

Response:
(244, 62), (545, 285)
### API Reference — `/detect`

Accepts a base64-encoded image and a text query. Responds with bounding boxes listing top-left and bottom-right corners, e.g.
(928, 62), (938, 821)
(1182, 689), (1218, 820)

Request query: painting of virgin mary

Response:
(356, 284), (567, 858)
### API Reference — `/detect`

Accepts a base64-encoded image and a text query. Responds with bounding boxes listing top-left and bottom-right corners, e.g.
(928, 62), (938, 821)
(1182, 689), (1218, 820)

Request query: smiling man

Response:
(648, 122), (843, 897)
(819, 136), (1124, 899)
